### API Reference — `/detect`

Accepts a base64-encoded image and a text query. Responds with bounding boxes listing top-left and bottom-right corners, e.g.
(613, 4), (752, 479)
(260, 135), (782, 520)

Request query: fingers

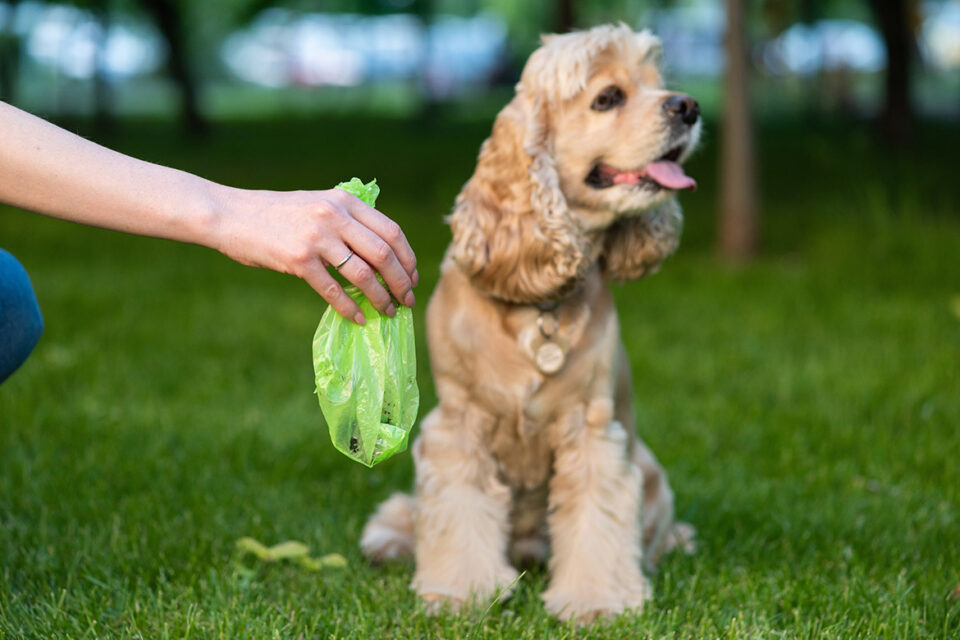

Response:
(300, 262), (366, 325)
(340, 217), (416, 309)
(333, 248), (396, 317)
(293, 189), (419, 323)
(335, 191), (417, 280)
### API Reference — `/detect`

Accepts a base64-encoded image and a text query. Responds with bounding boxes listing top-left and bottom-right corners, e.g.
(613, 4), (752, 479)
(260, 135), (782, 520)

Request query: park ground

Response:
(1, 111), (958, 638)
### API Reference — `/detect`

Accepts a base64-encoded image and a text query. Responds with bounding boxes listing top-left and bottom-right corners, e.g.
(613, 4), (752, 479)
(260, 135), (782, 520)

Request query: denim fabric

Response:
(0, 249), (43, 383)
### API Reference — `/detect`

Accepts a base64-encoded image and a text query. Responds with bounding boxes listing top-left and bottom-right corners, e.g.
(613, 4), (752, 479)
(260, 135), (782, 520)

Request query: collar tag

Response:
(532, 307), (567, 375)
(535, 341), (566, 374)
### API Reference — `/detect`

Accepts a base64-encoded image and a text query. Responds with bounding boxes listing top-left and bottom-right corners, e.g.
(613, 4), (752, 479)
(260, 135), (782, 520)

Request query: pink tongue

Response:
(642, 160), (697, 191)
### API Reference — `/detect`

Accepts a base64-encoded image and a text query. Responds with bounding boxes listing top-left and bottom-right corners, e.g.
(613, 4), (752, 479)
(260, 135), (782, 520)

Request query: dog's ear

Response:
(600, 200), (683, 282)
(447, 94), (590, 304)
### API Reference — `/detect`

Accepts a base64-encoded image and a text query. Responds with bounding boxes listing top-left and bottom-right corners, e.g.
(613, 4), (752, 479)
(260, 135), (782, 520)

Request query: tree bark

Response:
(719, 0), (758, 260)
(0, 0), (22, 104)
(869, 0), (913, 145)
(92, 3), (115, 136)
(555, 0), (575, 33)
(137, 0), (207, 135)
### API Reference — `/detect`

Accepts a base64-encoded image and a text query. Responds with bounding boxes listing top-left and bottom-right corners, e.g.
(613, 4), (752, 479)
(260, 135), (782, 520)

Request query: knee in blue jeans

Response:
(0, 250), (44, 383)
(22, 295), (44, 350)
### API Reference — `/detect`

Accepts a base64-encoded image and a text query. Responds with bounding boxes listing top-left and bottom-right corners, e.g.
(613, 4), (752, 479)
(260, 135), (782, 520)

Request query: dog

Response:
(361, 24), (699, 622)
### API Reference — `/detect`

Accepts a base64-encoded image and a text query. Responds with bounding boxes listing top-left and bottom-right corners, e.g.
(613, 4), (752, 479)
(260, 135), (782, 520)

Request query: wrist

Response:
(195, 180), (242, 254)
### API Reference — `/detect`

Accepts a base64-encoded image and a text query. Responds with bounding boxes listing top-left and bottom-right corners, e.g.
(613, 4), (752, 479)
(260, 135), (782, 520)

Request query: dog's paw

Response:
(360, 493), (416, 564)
(420, 593), (466, 616)
(668, 521), (698, 555)
(542, 579), (651, 623)
(415, 565), (520, 616)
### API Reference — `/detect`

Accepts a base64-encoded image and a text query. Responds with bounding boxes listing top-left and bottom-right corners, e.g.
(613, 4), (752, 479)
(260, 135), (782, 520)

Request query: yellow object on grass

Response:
(235, 537), (347, 571)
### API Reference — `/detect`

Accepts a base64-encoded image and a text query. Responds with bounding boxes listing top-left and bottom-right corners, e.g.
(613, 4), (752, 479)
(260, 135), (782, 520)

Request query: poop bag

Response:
(312, 178), (419, 467)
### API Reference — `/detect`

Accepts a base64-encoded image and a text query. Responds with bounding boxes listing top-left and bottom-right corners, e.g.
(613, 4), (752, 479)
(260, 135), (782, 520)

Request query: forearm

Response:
(0, 101), (418, 322)
(0, 101), (226, 248)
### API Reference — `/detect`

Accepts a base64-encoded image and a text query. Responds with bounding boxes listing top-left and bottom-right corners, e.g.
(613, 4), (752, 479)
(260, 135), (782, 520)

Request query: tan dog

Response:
(362, 24), (699, 622)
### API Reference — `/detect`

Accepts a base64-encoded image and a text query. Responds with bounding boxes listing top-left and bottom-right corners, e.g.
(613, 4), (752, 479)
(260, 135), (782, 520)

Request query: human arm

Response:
(0, 101), (417, 324)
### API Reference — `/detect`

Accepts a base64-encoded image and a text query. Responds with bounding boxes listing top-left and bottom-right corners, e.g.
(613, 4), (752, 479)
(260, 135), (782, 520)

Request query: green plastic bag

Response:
(312, 178), (419, 467)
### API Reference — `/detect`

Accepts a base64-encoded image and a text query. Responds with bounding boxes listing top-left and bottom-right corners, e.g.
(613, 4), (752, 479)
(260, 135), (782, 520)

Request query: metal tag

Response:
(535, 341), (565, 374)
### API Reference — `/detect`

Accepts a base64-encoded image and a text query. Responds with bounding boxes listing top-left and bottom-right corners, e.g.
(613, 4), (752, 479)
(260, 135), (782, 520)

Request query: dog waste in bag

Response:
(312, 178), (419, 467)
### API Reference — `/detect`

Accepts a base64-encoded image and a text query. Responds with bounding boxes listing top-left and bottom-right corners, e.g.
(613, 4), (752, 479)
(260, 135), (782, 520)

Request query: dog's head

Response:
(449, 24), (699, 304)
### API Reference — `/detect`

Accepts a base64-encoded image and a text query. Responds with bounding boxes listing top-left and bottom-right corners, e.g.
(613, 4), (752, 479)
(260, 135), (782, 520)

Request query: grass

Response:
(1, 111), (959, 639)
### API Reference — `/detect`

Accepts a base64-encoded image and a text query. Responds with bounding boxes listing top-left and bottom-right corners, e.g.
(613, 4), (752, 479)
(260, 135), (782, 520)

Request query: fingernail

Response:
(404, 290), (416, 307)
(354, 312), (366, 325)
(385, 303), (396, 317)
(412, 269), (419, 287)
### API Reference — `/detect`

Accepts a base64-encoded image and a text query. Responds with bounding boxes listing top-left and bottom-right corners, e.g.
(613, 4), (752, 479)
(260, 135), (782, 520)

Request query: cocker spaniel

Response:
(362, 24), (698, 622)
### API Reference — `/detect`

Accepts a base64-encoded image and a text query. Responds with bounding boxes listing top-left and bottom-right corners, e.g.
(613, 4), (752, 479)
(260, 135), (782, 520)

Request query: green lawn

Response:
(1, 114), (959, 639)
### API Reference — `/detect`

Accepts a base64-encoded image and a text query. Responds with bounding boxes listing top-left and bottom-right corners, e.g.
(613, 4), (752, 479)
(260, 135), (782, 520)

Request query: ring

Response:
(334, 250), (354, 271)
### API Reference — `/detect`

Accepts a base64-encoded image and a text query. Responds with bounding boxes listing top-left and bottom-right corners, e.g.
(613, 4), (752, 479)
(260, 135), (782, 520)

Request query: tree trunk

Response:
(718, 0), (758, 260)
(137, 0), (207, 135)
(0, 36), (18, 104)
(92, 3), (115, 136)
(0, 0), (22, 104)
(555, 0), (575, 33)
(869, 0), (913, 145)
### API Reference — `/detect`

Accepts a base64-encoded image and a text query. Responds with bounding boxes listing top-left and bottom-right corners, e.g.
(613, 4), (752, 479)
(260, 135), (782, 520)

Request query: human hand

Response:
(213, 187), (418, 324)
(0, 101), (416, 319)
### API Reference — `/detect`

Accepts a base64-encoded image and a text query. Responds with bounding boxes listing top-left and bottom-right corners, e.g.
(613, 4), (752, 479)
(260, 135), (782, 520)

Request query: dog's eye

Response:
(591, 86), (626, 112)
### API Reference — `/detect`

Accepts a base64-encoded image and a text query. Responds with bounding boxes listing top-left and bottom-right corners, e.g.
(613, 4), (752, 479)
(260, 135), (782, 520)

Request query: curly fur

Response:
(602, 199), (684, 280)
(448, 92), (593, 304)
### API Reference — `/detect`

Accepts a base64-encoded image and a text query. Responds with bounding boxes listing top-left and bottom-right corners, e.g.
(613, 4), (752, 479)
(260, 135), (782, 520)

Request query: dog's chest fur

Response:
(433, 266), (622, 490)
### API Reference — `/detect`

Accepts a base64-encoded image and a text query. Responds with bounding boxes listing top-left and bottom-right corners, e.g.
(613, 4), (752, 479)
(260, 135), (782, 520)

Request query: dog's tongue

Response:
(642, 160), (697, 191)
(611, 160), (696, 191)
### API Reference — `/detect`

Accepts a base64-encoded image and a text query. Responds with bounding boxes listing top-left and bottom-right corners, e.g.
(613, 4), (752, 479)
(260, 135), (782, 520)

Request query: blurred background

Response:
(1, 0), (959, 255)
(2, 0), (959, 126)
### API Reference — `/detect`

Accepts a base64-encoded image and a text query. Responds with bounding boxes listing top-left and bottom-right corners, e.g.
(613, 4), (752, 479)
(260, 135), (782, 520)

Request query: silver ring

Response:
(334, 250), (354, 271)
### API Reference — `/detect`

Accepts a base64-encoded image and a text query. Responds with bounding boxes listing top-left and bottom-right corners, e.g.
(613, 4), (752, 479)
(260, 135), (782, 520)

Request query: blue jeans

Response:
(0, 249), (43, 383)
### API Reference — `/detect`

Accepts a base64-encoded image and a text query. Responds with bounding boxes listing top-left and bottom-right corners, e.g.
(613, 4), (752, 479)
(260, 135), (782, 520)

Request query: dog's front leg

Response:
(411, 406), (519, 614)
(542, 399), (650, 622)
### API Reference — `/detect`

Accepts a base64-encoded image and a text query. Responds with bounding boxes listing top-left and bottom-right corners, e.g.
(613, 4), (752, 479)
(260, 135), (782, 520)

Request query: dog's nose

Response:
(663, 95), (700, 126)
